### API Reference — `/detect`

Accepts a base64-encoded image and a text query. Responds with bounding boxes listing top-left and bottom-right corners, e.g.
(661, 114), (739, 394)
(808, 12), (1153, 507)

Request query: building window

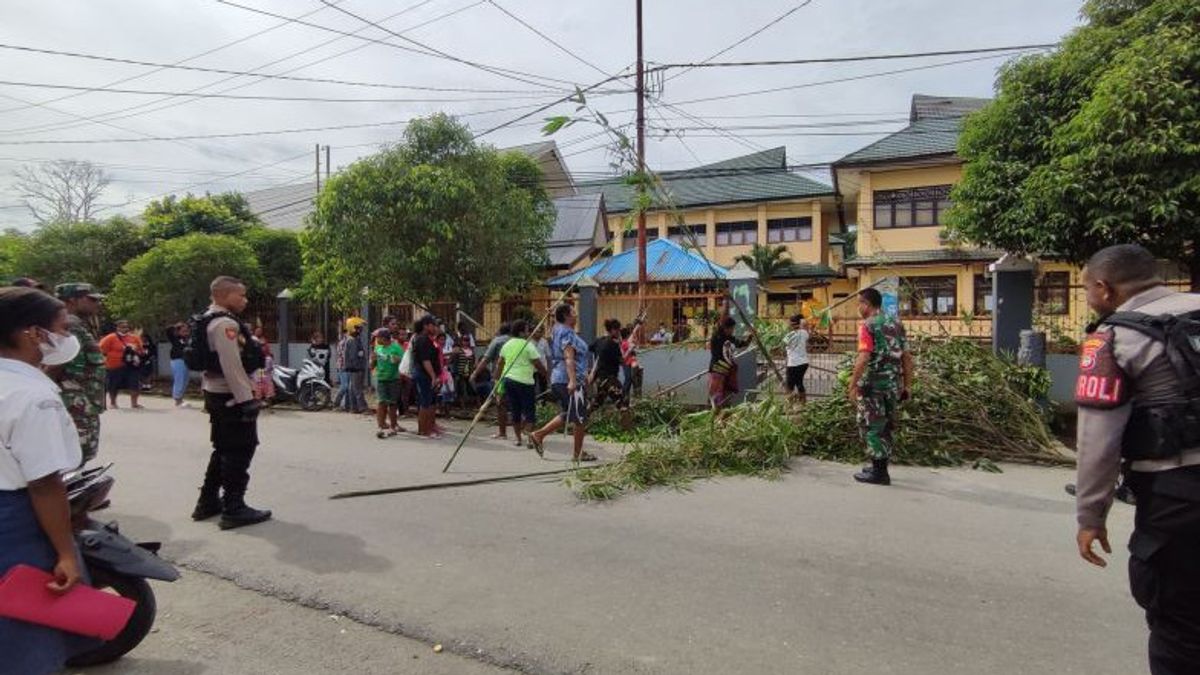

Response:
(621, 228), (658, 252)
(900, 276), (957, 316)
(765, 293), (799, 319)
(1037, 271), (1071, 315)
(715, 221), (758, 246)
(766, 217), (813, 243)
(873, 185), (952, 229)
(668, 224), (706, 247)
(973, 274), (993, 315)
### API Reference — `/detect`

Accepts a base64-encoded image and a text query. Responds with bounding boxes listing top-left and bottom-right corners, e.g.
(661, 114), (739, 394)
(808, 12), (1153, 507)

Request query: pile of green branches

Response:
(569, 396), (798, 501)
(569, 338), (1067, 501)
(588, 396), (691, 443)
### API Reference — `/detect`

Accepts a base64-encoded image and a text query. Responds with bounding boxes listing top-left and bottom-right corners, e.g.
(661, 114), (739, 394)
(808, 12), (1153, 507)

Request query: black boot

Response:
(219, 497), (272, 530)
(191, 489), (223, 521)
(854, 459), (891, 486)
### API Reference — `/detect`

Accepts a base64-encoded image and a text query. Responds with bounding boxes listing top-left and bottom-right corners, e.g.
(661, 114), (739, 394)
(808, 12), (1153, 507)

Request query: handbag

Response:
(398, 344), (413, 377)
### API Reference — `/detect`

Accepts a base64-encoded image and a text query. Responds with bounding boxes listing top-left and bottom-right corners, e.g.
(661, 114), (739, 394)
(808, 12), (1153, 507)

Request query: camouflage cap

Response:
(55, 282), (105, 300)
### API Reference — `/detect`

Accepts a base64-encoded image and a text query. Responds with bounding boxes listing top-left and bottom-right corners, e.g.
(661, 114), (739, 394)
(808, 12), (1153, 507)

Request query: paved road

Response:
(75, 566), (508, 675)
(93, 398), (1145, 674)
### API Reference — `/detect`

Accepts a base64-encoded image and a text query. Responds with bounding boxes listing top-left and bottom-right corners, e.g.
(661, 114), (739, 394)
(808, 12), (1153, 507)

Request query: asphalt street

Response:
(91, 397), (1146, 674)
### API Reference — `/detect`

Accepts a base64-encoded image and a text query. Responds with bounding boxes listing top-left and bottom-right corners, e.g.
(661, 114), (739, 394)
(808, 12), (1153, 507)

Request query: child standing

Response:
(783, 314), (810, 403)
(371, 329), (405, 437)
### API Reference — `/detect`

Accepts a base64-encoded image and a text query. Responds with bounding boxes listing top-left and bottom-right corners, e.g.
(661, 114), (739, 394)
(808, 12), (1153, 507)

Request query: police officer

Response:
(50, 283), (107, 465)
(848, 287), (912, 486)
(1073, 244), (1200, 674)
(191, 276), (272, 530)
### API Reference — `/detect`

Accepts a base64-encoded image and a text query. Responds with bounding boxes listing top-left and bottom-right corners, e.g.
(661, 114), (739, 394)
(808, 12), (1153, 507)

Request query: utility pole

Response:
(325, 145), (331, 184)
(635, 0), (647, 307)
(315, 143), (322, 193)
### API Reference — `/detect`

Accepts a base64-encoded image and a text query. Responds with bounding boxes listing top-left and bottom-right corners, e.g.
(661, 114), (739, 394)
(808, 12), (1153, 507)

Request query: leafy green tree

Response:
(107, 234), (263, 329)
(0, 229), (29, 281)
(946, 0), (1200, 288)
(143, 192), (260, 240)
(301, 114), (554, 312)
(240, 227), (302, 301)
(14, 217), (150, 290)
(734, 243), (793, 285)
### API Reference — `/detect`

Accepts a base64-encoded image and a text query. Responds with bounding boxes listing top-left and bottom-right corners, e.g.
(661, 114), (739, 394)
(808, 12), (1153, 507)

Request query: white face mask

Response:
(39, 331), (81, 366)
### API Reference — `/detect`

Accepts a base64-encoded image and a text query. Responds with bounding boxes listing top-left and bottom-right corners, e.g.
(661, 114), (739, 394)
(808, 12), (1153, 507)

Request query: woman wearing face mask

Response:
(0, 286), (95, 674)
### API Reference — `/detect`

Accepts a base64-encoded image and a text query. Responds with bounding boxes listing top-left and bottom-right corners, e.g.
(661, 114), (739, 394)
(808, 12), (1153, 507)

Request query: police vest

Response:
(1078, 310), (1200, 461)
(184, 311), (265, 376)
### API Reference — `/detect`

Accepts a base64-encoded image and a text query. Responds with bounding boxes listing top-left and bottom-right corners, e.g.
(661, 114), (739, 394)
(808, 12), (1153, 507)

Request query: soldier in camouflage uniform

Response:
(848, 288), (912, 485)
(52, 283), (107, 464)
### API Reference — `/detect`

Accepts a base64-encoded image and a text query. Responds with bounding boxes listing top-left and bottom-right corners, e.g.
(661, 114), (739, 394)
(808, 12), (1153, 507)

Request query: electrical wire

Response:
(0, 42), (584, 95)
(650, 43), (1059, 72)
(486, 0), (612, 79)
(663, 0), (814, 83)
(0, 79), (571, 104)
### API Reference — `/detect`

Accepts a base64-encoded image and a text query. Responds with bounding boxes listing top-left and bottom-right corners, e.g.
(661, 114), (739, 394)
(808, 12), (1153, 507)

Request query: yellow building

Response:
(579, 147), (842, 323)
(831, 95), (1003, 338)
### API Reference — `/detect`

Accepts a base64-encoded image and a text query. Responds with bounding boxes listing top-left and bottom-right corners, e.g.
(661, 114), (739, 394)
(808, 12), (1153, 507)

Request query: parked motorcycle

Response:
(270, 358), (332, 411)
(63, 465), (179, 667)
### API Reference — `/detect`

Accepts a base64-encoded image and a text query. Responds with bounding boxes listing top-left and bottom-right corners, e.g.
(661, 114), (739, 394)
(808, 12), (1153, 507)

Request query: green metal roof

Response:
(844, 248), (1004, 267)
(772, 263), (838, 279)
(579, 147), (833, 214)
(834, 95), (990, 167)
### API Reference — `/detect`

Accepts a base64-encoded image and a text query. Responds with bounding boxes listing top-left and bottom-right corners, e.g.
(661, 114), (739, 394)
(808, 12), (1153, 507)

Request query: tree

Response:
(14, 217), (150, 290)
(946, 0), (1200, 288)
(734, 244), (793, 285)
(14, 160), (112, 225)
(107, 234), (263, 329)
(301, 114), (554, 312)
(143, 192), (260, 240)
(0, 229), (29, 281)
(240, 226), (303, 301)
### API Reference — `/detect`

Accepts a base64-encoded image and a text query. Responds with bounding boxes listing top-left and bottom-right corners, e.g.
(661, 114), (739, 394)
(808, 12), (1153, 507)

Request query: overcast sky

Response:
(0, 0), (1083, 230)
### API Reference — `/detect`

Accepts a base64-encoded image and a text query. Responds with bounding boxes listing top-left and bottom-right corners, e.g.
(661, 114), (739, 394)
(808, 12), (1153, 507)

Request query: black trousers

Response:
(1126, 466), (1200, 675)
(200, 391), (260, 508)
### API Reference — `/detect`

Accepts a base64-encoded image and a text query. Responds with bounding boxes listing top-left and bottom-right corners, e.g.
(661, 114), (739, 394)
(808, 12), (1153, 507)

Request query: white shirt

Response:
(0, 358), (82, 490)
(785, 329), (809, 367)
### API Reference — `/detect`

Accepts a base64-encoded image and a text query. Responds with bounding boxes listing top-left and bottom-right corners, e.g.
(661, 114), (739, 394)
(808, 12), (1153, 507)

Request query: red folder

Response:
(0, 564), (135, 640)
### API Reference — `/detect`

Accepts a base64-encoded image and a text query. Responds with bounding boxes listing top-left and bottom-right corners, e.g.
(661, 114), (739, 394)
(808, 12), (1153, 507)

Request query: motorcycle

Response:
(270, 358), (333, 411)
(63, 464), (180, 667)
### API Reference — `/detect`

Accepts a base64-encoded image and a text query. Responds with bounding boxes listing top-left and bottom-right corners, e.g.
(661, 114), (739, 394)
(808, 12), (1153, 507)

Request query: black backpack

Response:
(1103, 309), (1200, 460)
(183, 311), (264, 374)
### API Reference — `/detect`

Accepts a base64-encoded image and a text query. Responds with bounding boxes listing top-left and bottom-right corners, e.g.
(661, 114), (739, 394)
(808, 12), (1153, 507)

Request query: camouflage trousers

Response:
(73, 414), (101, 464)
(856, 387), (898, 461)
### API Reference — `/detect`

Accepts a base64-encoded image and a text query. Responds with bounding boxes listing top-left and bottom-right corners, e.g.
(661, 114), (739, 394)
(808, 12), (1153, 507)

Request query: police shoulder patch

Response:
(1076, 329), (1128, 408)
(225, 326), (239, 341)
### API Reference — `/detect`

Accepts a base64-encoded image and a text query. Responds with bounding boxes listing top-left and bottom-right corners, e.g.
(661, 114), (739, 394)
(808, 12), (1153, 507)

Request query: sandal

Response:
(513, 439), (524, 447)
(491, 433), (508, 440)
(574, 451), (598, 462)
(529, 435), (545, 458)
(376, 430), (388, 439)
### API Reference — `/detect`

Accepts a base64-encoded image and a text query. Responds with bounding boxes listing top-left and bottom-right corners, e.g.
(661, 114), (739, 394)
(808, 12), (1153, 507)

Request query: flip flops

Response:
(530, 435), (545, 458)
(574, 451), (598, 462)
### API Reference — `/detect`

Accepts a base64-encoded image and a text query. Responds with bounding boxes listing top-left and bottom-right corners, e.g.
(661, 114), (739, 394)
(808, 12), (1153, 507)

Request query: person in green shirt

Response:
(370, 329), (405, 438)
(496, 320), (548, 448)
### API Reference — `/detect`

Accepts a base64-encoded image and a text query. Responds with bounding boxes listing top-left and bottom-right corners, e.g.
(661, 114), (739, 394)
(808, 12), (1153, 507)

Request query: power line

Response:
(0, 99), (570, 146)
(663, 0), (814, 83)
(651, 43), (1059, 72)
(0, 1), (341, 116)
(486, 0), (612, 79)
(214, 0), (582, 91)
(0, 0), (493, 138)
(0, 42), (578, 95)
(664, 50), (1040, 107)
(0, 79), (570, 104)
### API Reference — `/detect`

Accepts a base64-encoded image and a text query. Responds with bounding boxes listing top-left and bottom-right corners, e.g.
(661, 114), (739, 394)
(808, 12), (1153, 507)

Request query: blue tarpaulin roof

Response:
(546, 238), (730, 288)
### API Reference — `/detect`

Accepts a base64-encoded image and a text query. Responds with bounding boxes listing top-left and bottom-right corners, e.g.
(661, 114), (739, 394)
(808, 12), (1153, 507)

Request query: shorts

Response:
(708, 370), (738, 408)
(414, 371), (437, 409)
(785, 364), (809, 393)
(105, 366), (140, 393)
(552, 383), (588, 425)
(504, 379), (536, 424)
(376, 379), (400, 405)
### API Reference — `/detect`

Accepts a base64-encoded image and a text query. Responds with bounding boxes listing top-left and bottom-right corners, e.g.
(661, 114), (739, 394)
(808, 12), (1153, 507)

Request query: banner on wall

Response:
(878, 276), (900, 319)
